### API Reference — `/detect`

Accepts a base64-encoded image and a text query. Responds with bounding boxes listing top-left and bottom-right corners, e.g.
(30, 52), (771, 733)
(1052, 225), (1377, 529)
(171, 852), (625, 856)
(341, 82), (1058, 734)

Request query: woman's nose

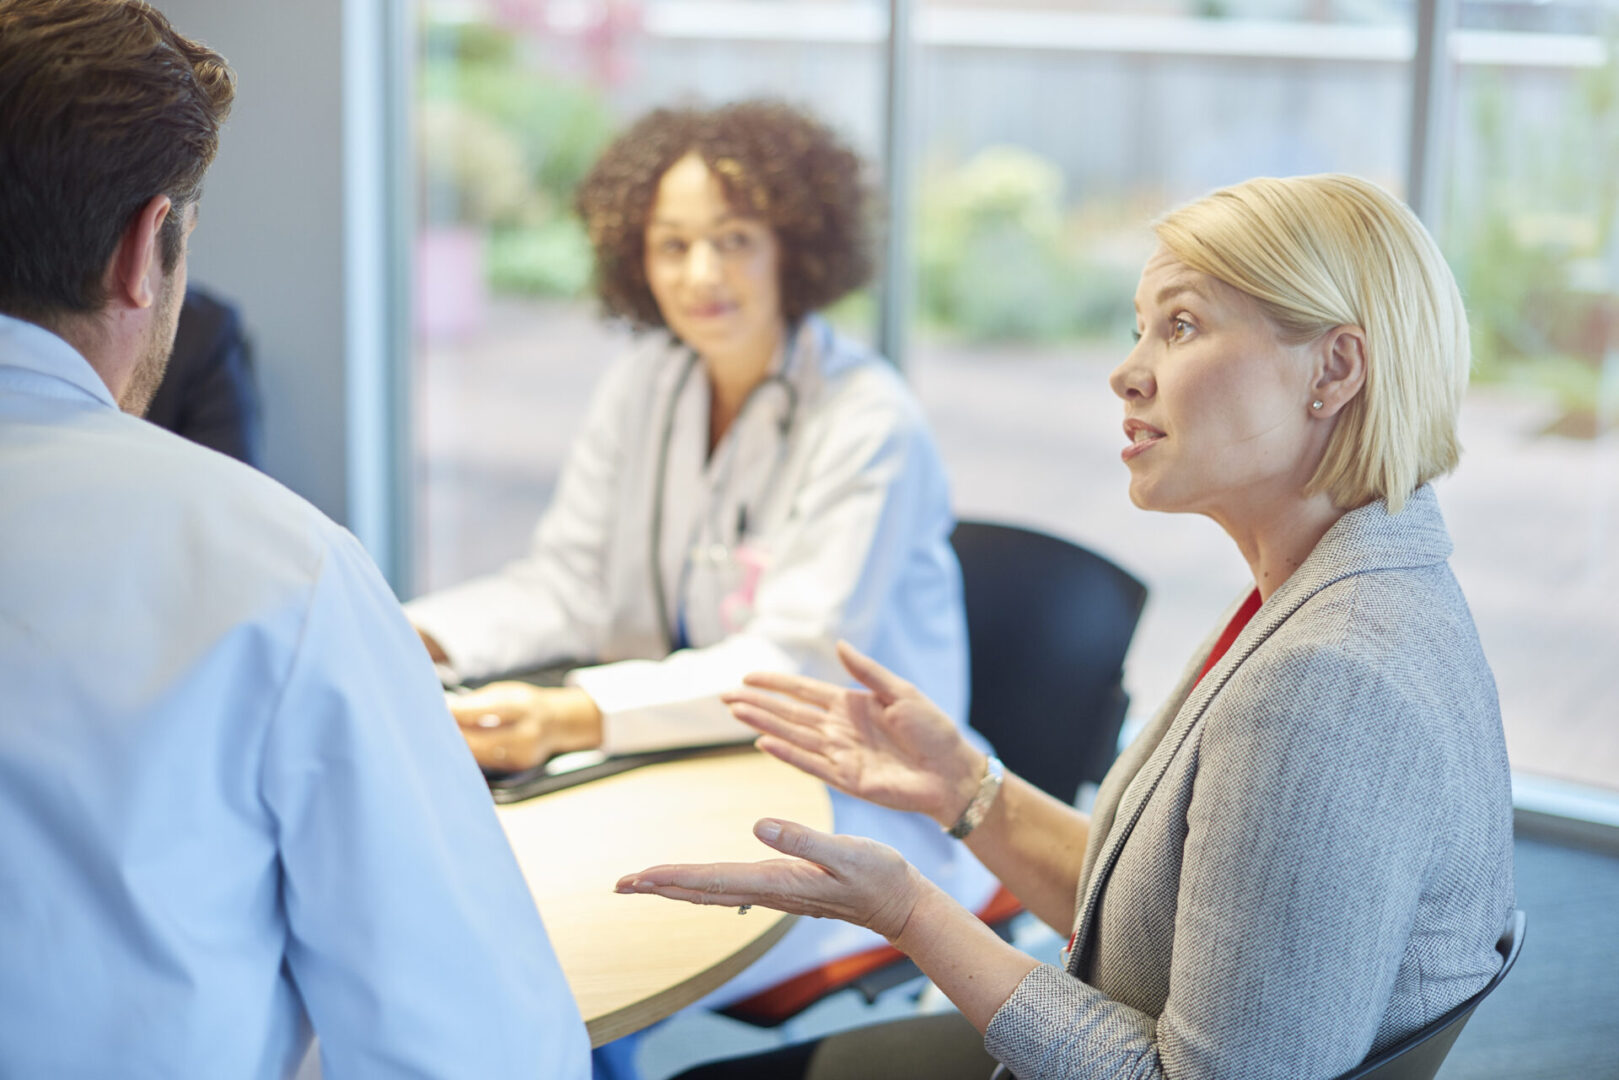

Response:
(685, 240), (720, 285)
(1109, 339), (1155, 402)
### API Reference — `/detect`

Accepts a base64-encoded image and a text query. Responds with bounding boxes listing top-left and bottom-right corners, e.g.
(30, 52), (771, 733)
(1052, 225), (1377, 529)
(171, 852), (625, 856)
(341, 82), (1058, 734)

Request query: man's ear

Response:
(106, 194), (173, 311)
(1310, 325), (1368, 419)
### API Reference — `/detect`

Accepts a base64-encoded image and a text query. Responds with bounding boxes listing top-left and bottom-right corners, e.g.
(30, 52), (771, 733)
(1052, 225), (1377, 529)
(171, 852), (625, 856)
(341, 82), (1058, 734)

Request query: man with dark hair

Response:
(0, 2), (589, 1076)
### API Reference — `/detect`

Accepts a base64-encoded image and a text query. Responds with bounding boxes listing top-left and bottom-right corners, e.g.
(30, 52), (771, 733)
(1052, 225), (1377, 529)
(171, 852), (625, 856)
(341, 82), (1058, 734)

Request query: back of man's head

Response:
(0, 0), (235, 327)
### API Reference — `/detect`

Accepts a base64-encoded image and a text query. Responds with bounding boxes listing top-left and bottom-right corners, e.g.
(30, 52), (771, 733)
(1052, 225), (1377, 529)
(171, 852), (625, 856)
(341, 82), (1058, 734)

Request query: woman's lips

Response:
(1121, 419), (1166, 461)
(685, 302), (737, 319)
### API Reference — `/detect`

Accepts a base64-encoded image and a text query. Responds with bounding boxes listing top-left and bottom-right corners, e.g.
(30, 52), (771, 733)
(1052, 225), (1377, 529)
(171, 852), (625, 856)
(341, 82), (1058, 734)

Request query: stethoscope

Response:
(648, 325), (810, 650)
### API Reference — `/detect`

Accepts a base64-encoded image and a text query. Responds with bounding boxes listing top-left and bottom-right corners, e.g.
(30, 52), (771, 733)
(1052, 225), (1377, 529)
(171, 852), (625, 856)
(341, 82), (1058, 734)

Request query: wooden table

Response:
(498, 747), (833, 1046)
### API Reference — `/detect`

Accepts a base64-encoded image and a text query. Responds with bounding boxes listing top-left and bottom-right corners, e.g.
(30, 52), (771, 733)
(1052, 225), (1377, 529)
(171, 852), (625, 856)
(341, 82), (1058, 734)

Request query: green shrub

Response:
(918, 146), (1138, 344)
(428, 61), (614, 208)
(418, 100), (536, 227)
(1447, 29), (1618, 428)
(486, 219), (595, 298)
(418, 17), (615, 296)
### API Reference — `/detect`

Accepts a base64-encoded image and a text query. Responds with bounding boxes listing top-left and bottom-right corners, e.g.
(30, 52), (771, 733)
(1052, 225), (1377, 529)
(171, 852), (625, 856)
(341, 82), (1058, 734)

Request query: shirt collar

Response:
(778, 313), (841, 382)
(0, 311), (120, 409)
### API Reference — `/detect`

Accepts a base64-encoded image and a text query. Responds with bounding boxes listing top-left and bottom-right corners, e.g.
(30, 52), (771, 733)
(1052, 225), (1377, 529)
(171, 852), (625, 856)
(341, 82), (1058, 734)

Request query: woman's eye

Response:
(656, 238), (687, 257)
(716, 231), (752, 252)
(1170, 317), (1194, 342)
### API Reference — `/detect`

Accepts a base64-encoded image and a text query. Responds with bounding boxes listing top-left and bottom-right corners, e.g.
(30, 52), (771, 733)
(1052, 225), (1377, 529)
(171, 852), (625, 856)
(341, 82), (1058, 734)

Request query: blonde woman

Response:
(618, 174), (1515, 1080)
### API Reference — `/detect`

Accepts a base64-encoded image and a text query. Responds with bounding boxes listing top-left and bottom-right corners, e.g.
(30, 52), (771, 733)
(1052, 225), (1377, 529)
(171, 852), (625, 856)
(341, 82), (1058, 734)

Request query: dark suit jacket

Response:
(145, 286), (261, 467)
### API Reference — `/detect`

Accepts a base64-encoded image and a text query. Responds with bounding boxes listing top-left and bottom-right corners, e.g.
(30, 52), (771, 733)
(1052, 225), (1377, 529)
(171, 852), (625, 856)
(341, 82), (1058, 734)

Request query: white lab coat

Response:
(0, 314), (590, 1079)
(408, 315), (999, 1000)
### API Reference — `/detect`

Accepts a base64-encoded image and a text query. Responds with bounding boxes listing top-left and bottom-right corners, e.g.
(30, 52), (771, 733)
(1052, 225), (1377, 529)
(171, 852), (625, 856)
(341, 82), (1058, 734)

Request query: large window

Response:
(906, 1), (1417, 746)
(412, 0), (887, 595)
(409, 0), (1619, 799)
(1435, 0), (1619, 794)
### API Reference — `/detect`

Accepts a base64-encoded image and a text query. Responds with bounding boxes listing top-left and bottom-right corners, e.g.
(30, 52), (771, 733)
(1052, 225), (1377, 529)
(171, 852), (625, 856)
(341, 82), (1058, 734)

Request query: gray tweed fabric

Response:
(984, 486), (1515, 1080)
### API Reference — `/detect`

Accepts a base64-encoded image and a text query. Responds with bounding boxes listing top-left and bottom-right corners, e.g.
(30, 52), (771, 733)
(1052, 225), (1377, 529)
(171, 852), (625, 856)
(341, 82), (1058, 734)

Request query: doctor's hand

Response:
(721, 641), (987, 830)
(616, 818), (927, 941)
(448, 682), (603, 773)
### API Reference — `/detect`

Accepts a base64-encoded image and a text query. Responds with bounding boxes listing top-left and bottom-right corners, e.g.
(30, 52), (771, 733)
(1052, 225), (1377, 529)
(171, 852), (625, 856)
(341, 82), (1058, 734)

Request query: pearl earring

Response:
(1311, 400), (1324, 411)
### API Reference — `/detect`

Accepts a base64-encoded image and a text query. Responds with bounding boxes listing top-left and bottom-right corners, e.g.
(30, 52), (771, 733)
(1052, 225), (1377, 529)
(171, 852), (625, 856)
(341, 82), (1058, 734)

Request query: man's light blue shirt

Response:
(0, 313), (590, 1079)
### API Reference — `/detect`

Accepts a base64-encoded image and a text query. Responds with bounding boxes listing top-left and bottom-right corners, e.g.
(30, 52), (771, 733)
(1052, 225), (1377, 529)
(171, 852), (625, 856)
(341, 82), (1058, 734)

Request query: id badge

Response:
(718, 542), (771, 632)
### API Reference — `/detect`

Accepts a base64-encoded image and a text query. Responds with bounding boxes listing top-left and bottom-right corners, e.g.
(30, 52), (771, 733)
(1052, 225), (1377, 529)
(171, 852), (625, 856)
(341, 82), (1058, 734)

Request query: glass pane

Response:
(1438, 1), (1619, 792)
(909, 2), (1414, 736)
(412, 0), (885, 594)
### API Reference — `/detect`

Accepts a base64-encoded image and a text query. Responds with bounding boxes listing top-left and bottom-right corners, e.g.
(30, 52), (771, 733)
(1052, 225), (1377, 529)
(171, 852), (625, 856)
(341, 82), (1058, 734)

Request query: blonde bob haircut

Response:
(1153, 174), (1470, 513)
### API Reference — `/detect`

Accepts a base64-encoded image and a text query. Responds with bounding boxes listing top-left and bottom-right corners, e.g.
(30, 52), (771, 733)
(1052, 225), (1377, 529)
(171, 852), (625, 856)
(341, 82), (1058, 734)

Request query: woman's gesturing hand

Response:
(721, 640), (987, 830)
(615, 818), (926, 941)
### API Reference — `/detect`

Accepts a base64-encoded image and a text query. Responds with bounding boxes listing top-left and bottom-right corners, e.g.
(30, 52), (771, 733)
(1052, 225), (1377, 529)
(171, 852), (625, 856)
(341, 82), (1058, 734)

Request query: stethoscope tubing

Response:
(648, 331), (804, 651)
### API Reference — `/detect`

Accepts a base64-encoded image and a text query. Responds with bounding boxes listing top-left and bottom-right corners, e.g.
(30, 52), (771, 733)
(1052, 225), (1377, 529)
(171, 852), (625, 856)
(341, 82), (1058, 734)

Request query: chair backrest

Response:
(950, 521), (1147, 805)
(1332, 908), (1527, 1080)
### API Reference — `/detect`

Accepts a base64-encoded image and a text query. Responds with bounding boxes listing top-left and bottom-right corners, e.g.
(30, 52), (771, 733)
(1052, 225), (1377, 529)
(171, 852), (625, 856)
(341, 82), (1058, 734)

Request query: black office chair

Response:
(1331, 908), (1527, 1080)
(719, 520), (1148, 1027)
(984, 909), (1529, 1080)
(950, 520), (1148, 804)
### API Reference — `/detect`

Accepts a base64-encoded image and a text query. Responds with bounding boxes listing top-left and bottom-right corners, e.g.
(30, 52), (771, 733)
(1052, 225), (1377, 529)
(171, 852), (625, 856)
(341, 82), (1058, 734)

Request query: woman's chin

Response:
(1125, 476), (1158, 512)
(674, 315), (756, 349)
(1126, 477), (1194, 517)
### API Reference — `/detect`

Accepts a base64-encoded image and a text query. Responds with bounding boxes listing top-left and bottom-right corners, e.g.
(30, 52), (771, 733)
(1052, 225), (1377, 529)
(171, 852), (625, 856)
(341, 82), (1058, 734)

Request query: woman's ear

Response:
(1310, 326), (1367, 419)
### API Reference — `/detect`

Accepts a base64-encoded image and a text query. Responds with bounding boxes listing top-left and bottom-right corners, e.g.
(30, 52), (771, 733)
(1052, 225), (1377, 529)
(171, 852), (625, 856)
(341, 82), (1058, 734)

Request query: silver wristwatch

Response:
(946, 755), (1005, 839)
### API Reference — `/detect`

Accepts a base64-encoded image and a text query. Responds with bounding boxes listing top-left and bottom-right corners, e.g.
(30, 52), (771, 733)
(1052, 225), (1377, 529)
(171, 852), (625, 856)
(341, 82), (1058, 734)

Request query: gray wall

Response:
(155, 0), (353, 527)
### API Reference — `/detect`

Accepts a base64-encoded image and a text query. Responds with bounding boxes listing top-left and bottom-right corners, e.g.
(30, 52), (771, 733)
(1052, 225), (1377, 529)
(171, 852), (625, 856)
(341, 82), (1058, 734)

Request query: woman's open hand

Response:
(721, 640), (987, 829)
(615, 818), (925, 940)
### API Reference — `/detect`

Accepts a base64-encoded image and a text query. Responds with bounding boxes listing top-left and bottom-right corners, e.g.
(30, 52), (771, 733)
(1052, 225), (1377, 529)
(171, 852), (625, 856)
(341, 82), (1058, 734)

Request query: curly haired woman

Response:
(406, 100), (998, 1008)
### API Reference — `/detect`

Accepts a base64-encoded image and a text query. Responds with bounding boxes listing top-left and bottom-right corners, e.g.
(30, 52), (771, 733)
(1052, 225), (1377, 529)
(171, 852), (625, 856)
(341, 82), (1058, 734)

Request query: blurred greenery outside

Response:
(420, 17), (1618, 433)
(1445, 29), (1619, 435)
(419, 19), (611, 298)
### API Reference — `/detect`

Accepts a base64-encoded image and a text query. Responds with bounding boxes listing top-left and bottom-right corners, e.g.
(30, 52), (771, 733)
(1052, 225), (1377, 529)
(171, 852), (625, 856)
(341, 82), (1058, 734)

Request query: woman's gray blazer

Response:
(984, 486), (1515, 1080)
